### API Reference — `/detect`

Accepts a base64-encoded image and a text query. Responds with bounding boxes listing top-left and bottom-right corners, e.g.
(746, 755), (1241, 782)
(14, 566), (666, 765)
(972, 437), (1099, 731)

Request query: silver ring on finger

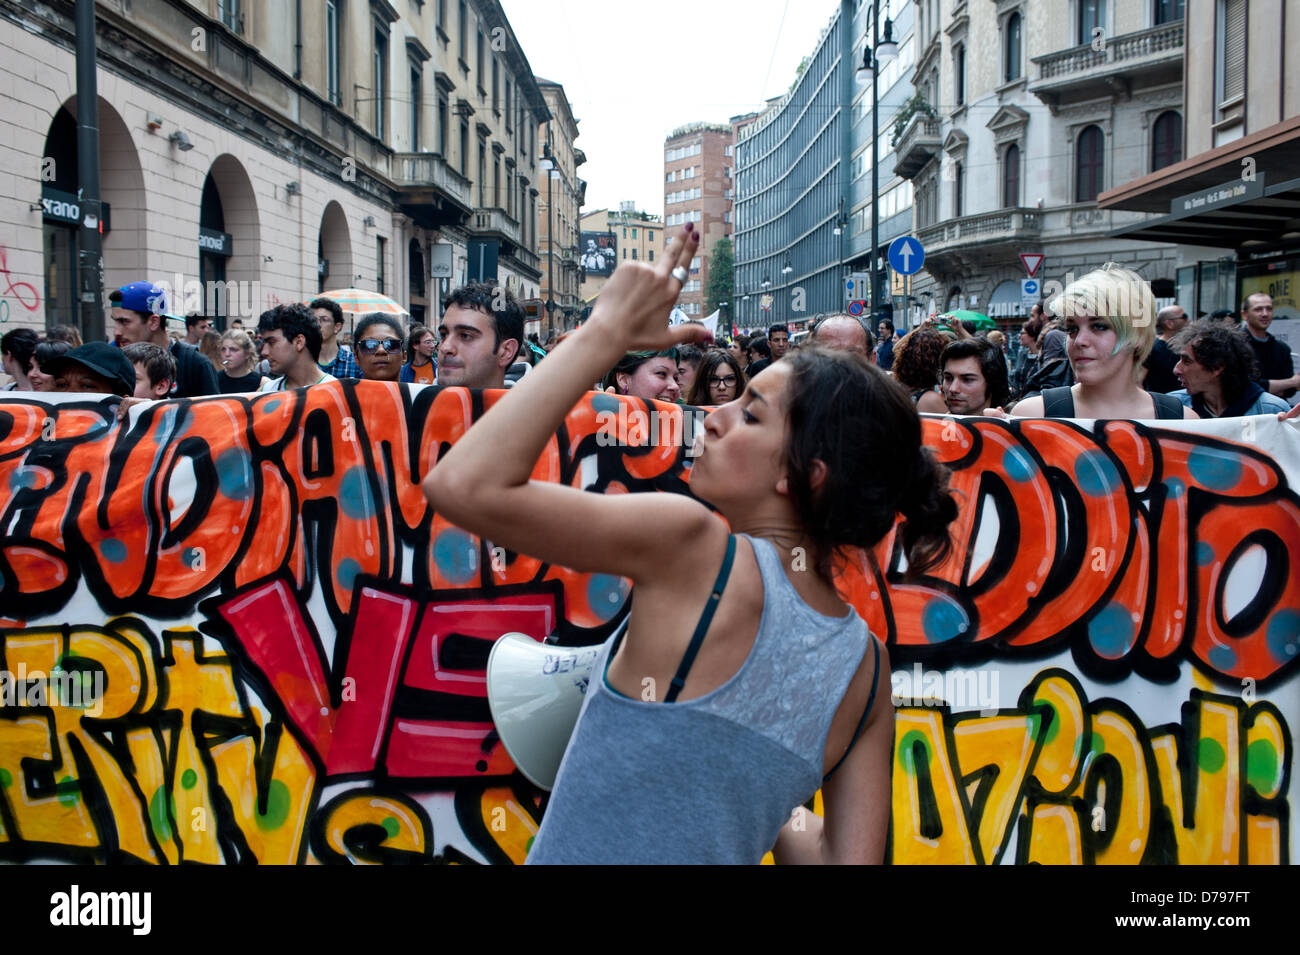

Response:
(671, 266), (688, 283)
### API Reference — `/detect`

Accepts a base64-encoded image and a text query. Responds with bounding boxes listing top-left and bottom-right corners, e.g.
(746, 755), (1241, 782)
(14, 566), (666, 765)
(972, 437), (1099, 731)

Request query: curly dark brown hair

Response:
(891, 326), (950, 394)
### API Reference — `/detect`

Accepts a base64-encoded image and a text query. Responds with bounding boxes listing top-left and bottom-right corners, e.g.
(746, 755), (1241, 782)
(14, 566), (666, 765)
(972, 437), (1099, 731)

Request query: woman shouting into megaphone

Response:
(425, 223), (957, 864)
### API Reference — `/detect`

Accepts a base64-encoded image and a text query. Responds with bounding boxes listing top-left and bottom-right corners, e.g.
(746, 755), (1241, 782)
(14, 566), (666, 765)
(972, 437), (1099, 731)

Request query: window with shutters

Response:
(1151, 111), (1182, 171)
(1215, 0), (1246, 112)
(1076, 125), (1104, 202)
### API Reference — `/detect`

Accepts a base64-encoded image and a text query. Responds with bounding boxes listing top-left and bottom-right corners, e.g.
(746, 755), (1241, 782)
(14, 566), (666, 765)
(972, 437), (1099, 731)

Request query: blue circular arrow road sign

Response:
(888, 236), (926, 276)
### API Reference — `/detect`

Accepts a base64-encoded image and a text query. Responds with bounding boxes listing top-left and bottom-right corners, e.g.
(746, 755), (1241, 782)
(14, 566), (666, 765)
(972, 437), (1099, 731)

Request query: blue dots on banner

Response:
(587, 574), (628, 623)
(100, 538), (127, 564)
(338, 558), (362, 590)
(1164, 476), (1185, 498)
(1088, 603), (1135, 659)
(1074, 449), (1121, 497)
(9, 468), (39, 491)
(1187, 446), (1242, 490)
(434, 528), (478, 584)
(591, 393), (621, 416)
(1208, 644), (1237, 672)
(215, 447), (253, 501)
(1266, 610), (1300, 664)
(921, 597), (969, 643)
(1002, 446), (1037, 483)
(339, 466), (375, 520)
(1196, 541), (1215, 566)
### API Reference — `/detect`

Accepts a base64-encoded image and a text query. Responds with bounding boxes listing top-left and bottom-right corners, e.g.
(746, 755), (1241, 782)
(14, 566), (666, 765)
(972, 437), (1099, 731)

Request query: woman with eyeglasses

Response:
(686, 349), (746, 406)
(402, 323), (437, 384)
(426, 225), (957, 864)
(601, 347), (680, 402)
(354, 315), (406, 382)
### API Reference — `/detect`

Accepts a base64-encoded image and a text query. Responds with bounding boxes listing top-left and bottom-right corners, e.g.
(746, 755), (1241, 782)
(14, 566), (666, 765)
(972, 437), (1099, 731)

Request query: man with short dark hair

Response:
(940, 338), (1009, 415)
(184, 314), (214, 346)
(110, 281), (219, 398)
(1240, 293), (1298, 399)
(767, 324), (789, 360)
(435, 283), (525, 389)
(2, 327), (39, 391)
(43, 342), (136, 396)
(1170, 321), (1288, 418)
(875, 318), (895, 371)
(1143, 304), (1189, 393)
(811, 314), (874, 363)
(122, 342), (177, 399)
(310, 296), (361, 379)
(257, 303), (336, 391)
(745, 336), (772, 376)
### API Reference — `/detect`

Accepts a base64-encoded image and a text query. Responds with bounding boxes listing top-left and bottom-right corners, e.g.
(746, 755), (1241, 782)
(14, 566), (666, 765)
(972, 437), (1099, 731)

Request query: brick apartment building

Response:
(662, 122), (734, 317)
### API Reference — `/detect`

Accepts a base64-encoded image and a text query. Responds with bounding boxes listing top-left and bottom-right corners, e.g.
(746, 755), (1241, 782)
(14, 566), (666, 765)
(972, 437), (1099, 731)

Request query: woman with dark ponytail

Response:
(425, 224), (957, 864)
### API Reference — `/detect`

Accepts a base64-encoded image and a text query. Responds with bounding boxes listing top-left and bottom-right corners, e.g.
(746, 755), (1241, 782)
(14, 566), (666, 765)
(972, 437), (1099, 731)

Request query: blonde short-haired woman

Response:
(1013, 264), (1196, 420)
(218, 329), (269, 393)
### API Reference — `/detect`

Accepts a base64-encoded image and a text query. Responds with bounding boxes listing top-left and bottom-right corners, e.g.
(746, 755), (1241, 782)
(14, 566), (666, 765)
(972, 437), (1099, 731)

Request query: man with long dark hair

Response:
(1170, 321), (1289, 418)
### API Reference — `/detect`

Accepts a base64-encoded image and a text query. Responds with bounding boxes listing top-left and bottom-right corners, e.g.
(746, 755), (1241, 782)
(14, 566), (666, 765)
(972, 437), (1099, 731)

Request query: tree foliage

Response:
(704, 236), (734, 319)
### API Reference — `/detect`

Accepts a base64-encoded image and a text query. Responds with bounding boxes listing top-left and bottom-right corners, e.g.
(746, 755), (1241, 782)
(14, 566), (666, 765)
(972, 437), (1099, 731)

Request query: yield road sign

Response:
(888, 236), (925, 275)
(1020, 253), (1044, 277)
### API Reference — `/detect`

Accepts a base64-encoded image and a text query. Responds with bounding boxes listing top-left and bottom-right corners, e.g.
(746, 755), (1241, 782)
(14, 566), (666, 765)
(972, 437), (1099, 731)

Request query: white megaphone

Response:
(486, 633), (603, 791)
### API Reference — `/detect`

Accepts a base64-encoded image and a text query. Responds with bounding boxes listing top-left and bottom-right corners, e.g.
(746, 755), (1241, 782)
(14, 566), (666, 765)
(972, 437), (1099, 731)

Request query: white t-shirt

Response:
(258, 372), (337, 392)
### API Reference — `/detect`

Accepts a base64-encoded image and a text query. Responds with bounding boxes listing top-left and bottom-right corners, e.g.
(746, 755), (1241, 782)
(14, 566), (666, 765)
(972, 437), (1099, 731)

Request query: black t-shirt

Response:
(1246, 331), (1295, 398)
(219, 369), (263, 394)
(170, 340), (220, 398)
(1143, 338), (1181, 393)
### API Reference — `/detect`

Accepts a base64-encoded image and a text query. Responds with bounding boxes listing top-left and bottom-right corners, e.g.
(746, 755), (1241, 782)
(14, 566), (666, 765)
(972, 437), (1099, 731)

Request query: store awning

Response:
(1098, 116), (1300, 248)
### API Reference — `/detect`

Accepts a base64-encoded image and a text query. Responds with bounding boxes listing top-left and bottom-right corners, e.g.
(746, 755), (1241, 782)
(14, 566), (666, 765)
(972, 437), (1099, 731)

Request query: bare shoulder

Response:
(1012, 395), (1045, 417)
(916, 390), (947, 414)
(1182, 404), (1199, 419)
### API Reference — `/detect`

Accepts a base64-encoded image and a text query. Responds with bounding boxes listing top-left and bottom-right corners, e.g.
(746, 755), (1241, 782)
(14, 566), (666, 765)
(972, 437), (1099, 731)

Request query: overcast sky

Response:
(499, 0), (838, 217)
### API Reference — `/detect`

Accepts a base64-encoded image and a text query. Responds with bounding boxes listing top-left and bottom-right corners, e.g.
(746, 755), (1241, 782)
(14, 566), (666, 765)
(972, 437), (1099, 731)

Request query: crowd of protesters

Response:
(1, 263), (1297, 428)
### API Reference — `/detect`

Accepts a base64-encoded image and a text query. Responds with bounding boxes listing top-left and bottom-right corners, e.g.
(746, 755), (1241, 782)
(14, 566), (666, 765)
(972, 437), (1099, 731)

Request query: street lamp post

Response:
(857, 1), (898, 322)
(541, 142), (556, 339)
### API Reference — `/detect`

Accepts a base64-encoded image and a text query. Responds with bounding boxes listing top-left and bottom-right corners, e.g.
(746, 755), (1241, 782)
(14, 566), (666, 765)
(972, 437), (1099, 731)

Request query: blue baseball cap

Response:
(113, 281), (168, 314)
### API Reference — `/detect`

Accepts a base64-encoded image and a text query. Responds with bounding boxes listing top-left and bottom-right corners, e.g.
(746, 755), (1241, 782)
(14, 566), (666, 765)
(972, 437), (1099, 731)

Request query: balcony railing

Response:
(893, 116), (942, 180)
(1033, 21), (1183, 82)
(391, 152), (472, 209)
(507, 245), (540, 272)
(917, 208), (1042, 253)
(471, 207), (521, 243)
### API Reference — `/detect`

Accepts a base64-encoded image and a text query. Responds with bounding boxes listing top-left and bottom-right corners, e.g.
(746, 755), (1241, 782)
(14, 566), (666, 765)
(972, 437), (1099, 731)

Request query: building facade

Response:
(577, 205), (662, 304)
(733, 0), (919, 334)
(1101, 0), (1300, 335)
(662, 122), (734, 317)
(897, 0), (1194, 322)
(4, 0), (549, 339)
(537, 78), (585, 340)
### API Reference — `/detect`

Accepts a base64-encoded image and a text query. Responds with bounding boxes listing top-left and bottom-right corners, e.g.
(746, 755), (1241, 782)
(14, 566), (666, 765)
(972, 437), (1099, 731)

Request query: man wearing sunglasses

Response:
(354, 315), (406, 382)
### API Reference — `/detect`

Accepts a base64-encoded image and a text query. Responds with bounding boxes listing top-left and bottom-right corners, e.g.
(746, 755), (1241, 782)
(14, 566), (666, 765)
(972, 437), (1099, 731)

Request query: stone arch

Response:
(318, 200), (353, 293)
(203, 155), (260, 319)
(42, 96), (147, 324)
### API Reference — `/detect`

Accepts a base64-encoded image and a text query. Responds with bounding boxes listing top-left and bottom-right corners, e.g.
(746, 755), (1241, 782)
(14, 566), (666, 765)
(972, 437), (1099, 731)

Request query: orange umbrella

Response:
(315, 288), (409, 322)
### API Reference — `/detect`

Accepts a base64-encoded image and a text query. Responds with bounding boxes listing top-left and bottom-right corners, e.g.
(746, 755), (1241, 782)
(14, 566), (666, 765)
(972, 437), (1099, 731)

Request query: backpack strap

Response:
(1151, 391), (1183, 420)
(1041, 386), (1075, 418)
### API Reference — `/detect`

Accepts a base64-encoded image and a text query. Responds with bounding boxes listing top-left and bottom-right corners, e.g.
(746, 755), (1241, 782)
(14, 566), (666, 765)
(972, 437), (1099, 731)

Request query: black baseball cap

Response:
(43, 342), (136, 396)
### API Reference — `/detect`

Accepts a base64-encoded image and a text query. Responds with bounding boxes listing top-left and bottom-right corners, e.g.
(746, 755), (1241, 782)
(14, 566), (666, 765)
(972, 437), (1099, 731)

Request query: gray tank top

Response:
(526, 533), (873, 865)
